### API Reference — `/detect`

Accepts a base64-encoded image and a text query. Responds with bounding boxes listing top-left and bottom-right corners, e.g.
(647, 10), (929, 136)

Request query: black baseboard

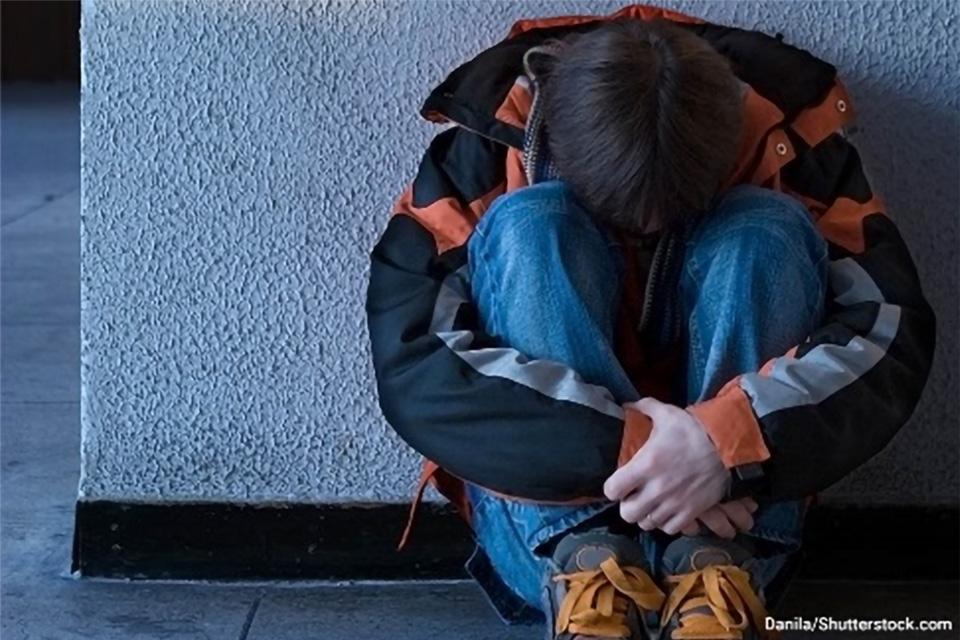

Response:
(71, 500), (959, 581)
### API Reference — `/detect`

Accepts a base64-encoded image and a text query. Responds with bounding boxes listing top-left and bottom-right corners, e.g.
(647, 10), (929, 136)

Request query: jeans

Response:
(463, 180), (828, 624)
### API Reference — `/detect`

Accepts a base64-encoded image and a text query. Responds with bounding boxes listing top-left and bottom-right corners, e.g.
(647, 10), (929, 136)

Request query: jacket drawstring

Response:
(397, 460), (439, 551)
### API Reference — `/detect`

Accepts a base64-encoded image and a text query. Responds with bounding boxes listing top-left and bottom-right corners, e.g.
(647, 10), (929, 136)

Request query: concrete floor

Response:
(1, 83), (958, 639)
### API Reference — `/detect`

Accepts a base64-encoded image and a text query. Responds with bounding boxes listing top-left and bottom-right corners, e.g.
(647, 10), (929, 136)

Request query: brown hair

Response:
(538, 19), (744, 233)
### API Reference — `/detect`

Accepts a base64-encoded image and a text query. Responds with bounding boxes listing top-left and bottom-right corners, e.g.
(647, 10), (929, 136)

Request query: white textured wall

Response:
(80, 0), (959, 505)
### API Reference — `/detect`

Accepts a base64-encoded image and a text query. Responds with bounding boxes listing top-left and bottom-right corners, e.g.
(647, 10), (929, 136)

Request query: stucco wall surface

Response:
(80, 0), (958, 505)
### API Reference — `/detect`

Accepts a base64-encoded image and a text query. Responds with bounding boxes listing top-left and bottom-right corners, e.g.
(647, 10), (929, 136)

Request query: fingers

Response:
(680, 520), (701, 536)
(629, 397), (671, 422)
(604, 462), (643, 502)
(717, 500), (755, 533)
(604, 398), (670, 501)
(617, 485), (659, 525)
(630, 498), (761, 538)
(696, 507), (737, 539)
(661, 509), (697, 536)
(641, 500), (682, 533)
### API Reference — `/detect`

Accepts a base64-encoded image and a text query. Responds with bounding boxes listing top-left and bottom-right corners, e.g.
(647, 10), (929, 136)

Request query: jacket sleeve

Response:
(687, 128), (936, 502)
(366, 127), (649, 502)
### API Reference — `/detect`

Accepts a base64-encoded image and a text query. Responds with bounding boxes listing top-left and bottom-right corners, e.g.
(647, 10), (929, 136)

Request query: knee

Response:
(689, 185), (827, 273)
(684, 186), (828, 319)
(469, 180), (591, 259)
(467, 180), (621, 316)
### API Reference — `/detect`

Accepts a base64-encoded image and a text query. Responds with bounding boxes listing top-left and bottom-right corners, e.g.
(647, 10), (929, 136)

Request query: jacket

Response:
(365, 4), (936, 540)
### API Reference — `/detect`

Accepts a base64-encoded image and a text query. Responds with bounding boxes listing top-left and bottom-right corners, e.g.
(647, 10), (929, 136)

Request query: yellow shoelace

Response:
(661, 565), (780, 640)
(552, 556), (666, 638)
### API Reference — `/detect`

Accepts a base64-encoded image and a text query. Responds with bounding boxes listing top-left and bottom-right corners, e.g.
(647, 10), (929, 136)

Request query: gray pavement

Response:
(1, 83), (957, 639)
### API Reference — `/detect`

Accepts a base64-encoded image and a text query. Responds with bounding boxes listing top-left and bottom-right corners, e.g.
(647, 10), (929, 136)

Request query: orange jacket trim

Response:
(688, 381), (773, 469)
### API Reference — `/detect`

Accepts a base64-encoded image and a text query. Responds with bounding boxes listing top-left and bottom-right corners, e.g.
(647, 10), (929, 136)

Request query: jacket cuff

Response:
(617, 406), (653, 467)
(687, 383), (771, 469)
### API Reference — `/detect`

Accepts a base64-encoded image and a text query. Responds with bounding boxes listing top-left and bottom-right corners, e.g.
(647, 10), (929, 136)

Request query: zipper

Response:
(508, 79), (676, 343)
(436, 104), (522, 150)
(635, 231), (672, 338)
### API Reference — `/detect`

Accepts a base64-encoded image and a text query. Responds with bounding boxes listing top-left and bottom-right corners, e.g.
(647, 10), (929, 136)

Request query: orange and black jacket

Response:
(365, 5), (936, 523)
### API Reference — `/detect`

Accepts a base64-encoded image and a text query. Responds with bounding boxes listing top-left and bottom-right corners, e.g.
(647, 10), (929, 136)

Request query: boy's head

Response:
(536, 19), (744, 233)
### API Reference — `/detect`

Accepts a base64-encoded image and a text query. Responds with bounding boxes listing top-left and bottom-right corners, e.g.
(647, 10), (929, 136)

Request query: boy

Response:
(367, 11), (934, 640)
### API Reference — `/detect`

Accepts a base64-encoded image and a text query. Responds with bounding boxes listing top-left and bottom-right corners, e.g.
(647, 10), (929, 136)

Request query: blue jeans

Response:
(463, 180), (828, 624)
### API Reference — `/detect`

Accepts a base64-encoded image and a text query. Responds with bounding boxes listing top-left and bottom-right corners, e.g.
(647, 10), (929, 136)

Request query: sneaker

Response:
(659, 536), (777, 640)
(542, 527), (666, 639)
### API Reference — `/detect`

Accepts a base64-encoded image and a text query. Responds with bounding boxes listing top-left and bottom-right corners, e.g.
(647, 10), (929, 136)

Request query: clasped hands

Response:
(603, 397), (757, 539)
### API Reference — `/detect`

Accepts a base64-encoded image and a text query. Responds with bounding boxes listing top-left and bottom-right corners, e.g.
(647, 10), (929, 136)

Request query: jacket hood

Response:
(419, 3), (837, 149)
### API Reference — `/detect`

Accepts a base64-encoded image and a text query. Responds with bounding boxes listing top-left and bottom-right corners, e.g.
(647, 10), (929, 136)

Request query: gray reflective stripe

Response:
(428, 265), (471, 334)
(741, 258), (901, 418)
(829, 257), (884, 305)
(428, 268), (625, 420)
